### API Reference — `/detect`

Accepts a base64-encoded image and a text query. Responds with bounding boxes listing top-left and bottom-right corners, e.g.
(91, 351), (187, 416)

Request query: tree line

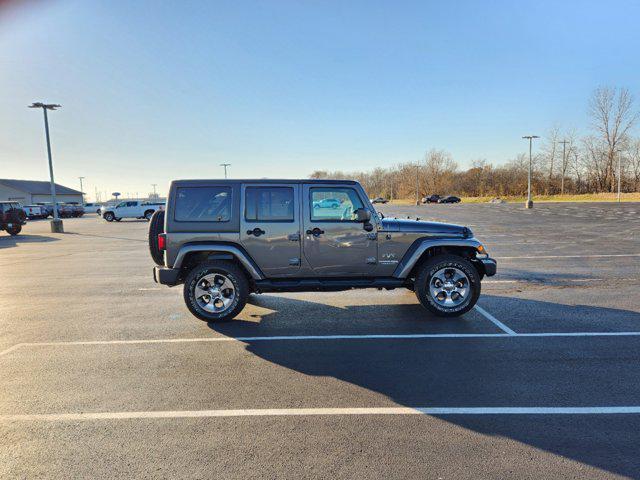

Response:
(310, 87), (640, 199)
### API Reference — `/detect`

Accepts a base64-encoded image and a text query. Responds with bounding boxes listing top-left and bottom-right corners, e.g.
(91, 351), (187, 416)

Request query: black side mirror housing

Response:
(355, 208), (371, 223)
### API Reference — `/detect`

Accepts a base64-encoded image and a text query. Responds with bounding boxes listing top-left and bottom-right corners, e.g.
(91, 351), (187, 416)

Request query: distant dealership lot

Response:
(1, 203), (640, 479)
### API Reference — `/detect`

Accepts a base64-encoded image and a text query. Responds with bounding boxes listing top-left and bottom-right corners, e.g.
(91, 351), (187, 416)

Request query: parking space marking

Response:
(3, 406), (640, 422)
(474, 305), (516, 335)
(499, 253), (640, 260)
(5, 331), (640, 358)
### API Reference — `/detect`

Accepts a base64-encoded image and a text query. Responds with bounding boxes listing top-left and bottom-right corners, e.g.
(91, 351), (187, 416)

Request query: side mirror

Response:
(355, 208), (371, 223)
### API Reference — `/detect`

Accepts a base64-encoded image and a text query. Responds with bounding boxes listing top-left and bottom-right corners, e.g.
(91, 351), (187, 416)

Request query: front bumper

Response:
(153, 266), (180, 286)
(479, 257), (497, 277)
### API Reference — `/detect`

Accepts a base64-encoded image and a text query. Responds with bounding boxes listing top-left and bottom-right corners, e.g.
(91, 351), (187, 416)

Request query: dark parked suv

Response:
(149, 179), (496, 322)
(0, 202), (27, 235)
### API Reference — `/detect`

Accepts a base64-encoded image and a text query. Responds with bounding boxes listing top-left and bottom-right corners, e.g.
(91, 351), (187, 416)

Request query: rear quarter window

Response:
(174, 186), (232, 222)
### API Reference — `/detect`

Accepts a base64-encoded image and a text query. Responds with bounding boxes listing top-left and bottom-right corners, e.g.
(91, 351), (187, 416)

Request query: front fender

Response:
(392, 238), (485, 278)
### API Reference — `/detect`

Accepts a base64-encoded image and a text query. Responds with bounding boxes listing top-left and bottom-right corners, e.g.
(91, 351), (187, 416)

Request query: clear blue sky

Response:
(1, 0), (639, 199)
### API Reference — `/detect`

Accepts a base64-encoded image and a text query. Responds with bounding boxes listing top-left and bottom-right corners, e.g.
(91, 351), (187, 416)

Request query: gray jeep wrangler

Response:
(149, 179), (496, 322)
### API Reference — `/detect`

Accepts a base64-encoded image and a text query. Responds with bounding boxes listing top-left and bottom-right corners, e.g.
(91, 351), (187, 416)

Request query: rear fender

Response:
(173, 243), (264, 280)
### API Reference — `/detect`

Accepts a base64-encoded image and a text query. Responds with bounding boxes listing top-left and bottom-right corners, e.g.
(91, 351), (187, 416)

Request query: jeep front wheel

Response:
(183, 261), (249, 322)
(415, 254), (480, 317)
(104, 212), (114, 222)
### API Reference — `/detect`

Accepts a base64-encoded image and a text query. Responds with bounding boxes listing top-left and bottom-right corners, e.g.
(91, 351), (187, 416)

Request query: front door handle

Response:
(247, 227), (266, 237)
(306, 227), (325, 237)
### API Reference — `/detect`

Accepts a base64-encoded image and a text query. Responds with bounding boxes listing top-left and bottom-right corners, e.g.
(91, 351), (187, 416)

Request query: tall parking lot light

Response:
(220, 163), (231, 179)
(29, 102), (64, 232)
(79, 177), (85, 203)
(522, 135), (539, 209)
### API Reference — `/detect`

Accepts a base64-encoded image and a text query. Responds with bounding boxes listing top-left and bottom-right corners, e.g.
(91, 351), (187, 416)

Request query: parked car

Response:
(83, 203), (101, 214)
(438, 196), (461, 204)
(422, 194), (441, 204)
(0, 201), (27, 235)
(313, 198), (341, 209)
(149, 179), (496, 322)
(35, 203), (54, 217)
(22, 205), (47, 220)
(371, 197), (388, 204)
(66, 203), (85, 217)
(101, 200), (165, 222)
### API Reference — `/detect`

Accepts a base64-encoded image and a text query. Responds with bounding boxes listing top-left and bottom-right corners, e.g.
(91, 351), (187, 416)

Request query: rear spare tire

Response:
(148, 209), (165, 266)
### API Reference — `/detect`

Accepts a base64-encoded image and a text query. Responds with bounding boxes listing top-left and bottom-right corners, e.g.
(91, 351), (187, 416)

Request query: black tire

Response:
(104, 212), (114, 222)
(144, 210), (154, 221)
(414, 254), (481, 317)
(7, 224), (21, 235)
(148, 210), (165, 266)
(183, 261), (249, 322)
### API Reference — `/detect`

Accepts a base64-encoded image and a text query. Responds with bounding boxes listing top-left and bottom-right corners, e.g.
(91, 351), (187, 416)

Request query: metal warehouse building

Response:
(0, 179), (83, 204)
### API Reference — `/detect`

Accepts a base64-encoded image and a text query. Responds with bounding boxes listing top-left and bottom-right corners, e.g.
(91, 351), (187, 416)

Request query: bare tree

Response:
(628, 138), (640, 191)
(541, 126), (561, 193)
(588, 87), (638, 192)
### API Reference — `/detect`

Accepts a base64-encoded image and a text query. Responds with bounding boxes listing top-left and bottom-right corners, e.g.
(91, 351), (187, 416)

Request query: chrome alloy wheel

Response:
(194, 273), (236, 313)
(429, 267), (470, 308)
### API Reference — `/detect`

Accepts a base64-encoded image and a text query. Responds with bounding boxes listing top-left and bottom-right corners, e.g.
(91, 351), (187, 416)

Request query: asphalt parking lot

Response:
(1, 202), (640, 479)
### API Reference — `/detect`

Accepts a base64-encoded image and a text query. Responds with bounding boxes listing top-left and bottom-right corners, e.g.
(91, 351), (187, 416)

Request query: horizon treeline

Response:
(310, 87), (640, 198)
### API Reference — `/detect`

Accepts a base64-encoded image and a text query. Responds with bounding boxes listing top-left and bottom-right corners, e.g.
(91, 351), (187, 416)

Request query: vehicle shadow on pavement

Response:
(208, 294), (640, 478)
(0, 234), (60, 249)
(211, 293), (493, 336)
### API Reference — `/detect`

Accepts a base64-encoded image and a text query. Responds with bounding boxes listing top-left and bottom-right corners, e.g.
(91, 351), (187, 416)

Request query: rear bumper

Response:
(153, 266), (180, 286)
(480, 257), (497, 277)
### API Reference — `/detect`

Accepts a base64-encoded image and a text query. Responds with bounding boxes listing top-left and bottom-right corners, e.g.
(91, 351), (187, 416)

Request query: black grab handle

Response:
(247, 228), (266, 237)
(306, 228), (325, 237)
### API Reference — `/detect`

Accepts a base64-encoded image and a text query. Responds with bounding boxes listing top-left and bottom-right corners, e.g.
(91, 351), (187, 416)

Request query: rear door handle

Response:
(247, 227), (266, 237)
(306, 228), (325, 237)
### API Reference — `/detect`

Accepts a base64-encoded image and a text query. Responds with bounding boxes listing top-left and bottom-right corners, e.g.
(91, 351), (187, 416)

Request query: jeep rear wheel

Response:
(144, 210), (154, 221)
(183, 261), (249, 322)
(415, 254), (480, 317)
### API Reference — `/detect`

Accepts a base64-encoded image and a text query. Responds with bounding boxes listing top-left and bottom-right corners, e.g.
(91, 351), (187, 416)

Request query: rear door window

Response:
(245, 187), (294, 222)
(175, 186), (232, 222)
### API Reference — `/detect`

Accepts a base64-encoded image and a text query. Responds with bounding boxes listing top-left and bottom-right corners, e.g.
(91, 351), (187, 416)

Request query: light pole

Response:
(151, 183), (157, 197)
(29, 102), (63, 232)
(78, 176), (85, 204)
(220, 163), (231, 179)
(522, 135), (539, 209)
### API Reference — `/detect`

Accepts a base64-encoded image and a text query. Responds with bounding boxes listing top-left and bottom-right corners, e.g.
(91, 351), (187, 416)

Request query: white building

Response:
(0, 179), (84, 204)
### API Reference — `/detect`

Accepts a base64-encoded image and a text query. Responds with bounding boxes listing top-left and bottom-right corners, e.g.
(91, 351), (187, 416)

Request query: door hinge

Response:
(287, 233), (300, 242)
(366, 257), (377, 265)
(289, 257), (301, 266)
(366, 232), (378, 240)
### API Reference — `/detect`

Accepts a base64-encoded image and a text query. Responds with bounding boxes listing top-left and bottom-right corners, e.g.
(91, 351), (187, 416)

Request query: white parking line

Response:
(4, 330), (640, 358)
(499, 253), (640, 260)
(474, 305), (516, 335)
(3, 406), (640, 422)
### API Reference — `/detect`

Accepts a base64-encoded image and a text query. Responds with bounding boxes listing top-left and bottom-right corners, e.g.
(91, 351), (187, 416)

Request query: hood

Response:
(381, 217), (472, 237)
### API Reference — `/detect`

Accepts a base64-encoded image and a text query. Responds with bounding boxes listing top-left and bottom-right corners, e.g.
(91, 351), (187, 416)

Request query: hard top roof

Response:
(171, 179), (358, 186)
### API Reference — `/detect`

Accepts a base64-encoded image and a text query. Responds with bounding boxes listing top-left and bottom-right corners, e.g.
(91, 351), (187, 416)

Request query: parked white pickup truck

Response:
(22, 205), (47, 220)
(101, 201), (165, 222)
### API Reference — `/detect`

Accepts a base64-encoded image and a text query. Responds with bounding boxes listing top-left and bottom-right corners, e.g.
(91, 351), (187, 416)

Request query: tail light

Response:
(157, 233), (166, 250)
